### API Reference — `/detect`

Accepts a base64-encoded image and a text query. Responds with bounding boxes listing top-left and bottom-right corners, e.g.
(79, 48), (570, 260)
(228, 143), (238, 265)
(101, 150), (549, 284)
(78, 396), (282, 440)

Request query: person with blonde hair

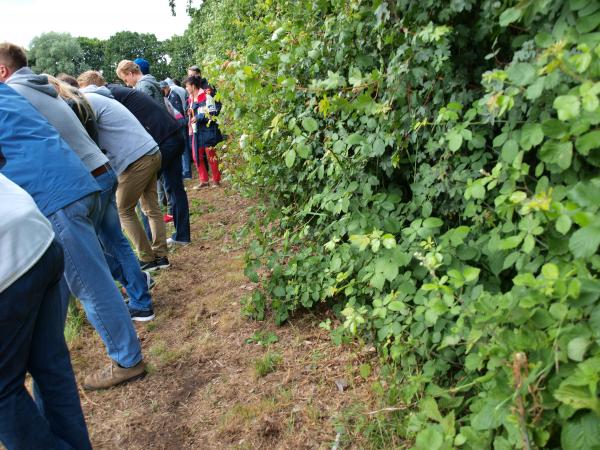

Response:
(116, 59), (165, 108)
(47, 74), (99, 145)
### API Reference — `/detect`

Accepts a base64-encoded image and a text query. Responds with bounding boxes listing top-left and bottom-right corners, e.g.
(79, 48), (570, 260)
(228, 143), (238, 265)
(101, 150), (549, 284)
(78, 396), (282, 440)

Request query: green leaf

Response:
(349, 234), (370, 251)
(381, 234), (396, 249)
(539, 140), (573, 170)
(556, 215), (572, 234)
(569, 222), (600, 258)
(576, 11), (600, 34)
(501, 139), (519, 162)
(372, 139), (386, 156)
(415, 427), (443, 450)
(463, 266), (480, 283)
(296, 143), (311, 158)
(567, 337), (590, 361)
(499, 234), (523, 250)
(301, 117), (318, 133)
(499, 7), (522, 27)
(284, 149), (296, 168)
(561, 413), (600, 450)
(520, 123), (544, 150)
(575, 131), (600, 156)
(554, 95), (581, 121)
(423, 217), (444, 228)
(555, 384), (599, 412)
(421, 397), (443, 422)
(542, 119), (569, 139)
(447, 129), (463, 151)
(359, 363), (371, 378)
(507, 62), (536, 86)
(346, 133), (363, 146)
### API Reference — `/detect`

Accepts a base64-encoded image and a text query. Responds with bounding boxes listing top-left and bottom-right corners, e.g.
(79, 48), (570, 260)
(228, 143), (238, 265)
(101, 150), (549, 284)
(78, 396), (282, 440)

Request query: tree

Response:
(102, 31), (168, 82)
(76, 37), (105, 75)
(162, 34), (194, 81)
(29, 32), (83, 76)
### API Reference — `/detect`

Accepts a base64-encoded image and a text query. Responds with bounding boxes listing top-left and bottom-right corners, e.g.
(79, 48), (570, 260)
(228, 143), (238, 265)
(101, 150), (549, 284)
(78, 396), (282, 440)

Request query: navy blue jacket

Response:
(107, 84), (180, 146)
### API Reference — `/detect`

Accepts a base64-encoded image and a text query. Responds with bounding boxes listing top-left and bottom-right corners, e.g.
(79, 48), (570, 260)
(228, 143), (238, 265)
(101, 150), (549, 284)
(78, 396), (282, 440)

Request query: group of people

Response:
(0, 41), (224, 449)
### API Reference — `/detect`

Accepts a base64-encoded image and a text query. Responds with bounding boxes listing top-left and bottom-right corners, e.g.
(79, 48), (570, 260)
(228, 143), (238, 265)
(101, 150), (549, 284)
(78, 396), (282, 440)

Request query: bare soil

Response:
(70, 181), (379, 449)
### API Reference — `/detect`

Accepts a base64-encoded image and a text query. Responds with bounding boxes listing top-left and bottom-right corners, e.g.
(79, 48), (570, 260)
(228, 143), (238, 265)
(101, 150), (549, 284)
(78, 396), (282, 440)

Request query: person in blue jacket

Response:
(0, 82), (147, 391)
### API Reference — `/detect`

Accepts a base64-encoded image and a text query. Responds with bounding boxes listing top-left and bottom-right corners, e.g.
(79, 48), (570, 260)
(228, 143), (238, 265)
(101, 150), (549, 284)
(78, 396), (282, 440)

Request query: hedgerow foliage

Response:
(189, 0), (600, 447)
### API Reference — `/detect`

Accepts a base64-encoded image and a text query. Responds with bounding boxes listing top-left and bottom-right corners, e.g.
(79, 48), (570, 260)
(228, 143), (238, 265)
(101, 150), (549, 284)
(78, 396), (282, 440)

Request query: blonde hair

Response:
(47, 74), (96, 126)
(76, 70), (106, 88)
(116, 60), (140, 77)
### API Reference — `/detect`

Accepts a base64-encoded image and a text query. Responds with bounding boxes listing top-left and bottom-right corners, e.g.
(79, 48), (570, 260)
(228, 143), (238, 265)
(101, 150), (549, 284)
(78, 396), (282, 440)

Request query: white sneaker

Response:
(167, 238), (191, 247)
(144, 271), (156, 290)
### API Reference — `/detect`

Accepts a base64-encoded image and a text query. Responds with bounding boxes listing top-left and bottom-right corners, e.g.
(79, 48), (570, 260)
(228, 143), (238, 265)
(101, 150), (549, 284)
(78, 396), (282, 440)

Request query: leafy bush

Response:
(188, 0), (600, 447)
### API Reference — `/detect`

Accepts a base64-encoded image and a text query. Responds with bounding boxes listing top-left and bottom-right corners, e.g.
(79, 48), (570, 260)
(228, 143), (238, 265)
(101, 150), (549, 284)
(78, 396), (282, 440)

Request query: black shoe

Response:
(155, 256), (170, 270)
(129, 308), (155, 322)
(139, 259), (159, 272)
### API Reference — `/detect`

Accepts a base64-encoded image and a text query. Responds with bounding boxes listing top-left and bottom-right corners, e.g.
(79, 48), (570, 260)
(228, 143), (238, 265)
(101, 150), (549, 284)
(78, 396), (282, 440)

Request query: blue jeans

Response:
(161, 133), (191, 243)
(0, 240), (91, 450)
(182, 130), (192, 178)
(94, 169), (153, 312)
(48, 192), (142, 368)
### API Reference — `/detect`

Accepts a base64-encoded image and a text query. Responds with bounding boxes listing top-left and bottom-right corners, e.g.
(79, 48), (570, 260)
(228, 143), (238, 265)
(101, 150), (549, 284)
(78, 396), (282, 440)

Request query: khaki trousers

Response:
(116, 152), (167, 262)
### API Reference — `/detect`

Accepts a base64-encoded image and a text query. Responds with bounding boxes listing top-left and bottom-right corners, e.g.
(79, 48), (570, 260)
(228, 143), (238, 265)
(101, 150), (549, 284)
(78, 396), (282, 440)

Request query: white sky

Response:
(0, 0), (198, 49)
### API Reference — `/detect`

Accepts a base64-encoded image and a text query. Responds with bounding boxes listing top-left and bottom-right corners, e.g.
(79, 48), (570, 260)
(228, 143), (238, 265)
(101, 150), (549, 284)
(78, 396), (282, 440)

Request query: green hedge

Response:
(189, 0), (600, 447)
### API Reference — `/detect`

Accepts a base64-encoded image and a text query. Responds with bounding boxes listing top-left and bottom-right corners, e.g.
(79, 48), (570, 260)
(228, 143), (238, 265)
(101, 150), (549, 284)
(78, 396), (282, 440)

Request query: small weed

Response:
(149, 341), (179, 365)
(64, 298), (85, 344)
(245, 330), (279, 346)
(254, 352), (282, 377)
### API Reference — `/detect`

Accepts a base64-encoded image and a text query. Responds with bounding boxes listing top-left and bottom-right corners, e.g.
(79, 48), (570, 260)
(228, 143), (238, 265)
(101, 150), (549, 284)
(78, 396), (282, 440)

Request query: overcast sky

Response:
(1, 0), (197, 49)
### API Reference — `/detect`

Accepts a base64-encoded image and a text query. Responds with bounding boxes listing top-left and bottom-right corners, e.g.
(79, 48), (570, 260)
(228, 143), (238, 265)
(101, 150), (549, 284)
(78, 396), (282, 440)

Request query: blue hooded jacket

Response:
(0, 83), (99, 216)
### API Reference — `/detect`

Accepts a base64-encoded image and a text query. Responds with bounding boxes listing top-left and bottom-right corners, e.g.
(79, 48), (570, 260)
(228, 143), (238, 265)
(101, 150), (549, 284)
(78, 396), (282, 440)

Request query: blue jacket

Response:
(193, 95), (223, 148)
(0, 84), (100, 216)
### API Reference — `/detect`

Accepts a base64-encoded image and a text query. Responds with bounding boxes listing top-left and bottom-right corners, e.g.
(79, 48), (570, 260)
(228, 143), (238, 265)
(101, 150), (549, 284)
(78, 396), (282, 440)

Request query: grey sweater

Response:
(6, 67), (108, 172)
(80, 85), (159, 176)
(136, 74), (167, 111)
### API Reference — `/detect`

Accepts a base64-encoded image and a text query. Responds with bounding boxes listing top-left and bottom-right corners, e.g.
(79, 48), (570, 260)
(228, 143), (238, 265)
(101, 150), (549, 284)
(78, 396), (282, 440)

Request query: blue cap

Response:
(134, 58), (150, 74)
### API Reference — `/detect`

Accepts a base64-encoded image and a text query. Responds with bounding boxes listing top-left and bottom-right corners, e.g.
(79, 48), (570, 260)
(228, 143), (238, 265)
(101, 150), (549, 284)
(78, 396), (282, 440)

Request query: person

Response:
(49, 75), (158, 319)
(0, 173), (92, 450)
(0, 44), (147, 389)
(187, 65), (201, 77)
(133, 57), (150, 75)
(116, 59), (166, 109)
(47, 74), (100, 146)
(164, 78), (193, 179)
(77, 71), (176, 266)
(79, 71), (191, 247)
(185, 75), (223, 187)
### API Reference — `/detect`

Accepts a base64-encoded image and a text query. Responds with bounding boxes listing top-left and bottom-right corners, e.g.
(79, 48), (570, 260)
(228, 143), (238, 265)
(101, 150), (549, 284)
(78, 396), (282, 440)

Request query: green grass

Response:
(64, 297), (85, 344)
(254, 352), (282, 377)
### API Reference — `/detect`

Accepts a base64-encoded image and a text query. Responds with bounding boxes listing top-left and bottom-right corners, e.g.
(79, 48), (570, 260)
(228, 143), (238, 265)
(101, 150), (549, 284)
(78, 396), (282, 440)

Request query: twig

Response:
(366, 405), (410, 415)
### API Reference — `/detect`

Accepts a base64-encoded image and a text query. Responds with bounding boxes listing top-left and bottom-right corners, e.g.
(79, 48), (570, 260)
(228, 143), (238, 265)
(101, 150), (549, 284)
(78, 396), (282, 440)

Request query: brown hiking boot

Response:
(83, 360), (146, 390)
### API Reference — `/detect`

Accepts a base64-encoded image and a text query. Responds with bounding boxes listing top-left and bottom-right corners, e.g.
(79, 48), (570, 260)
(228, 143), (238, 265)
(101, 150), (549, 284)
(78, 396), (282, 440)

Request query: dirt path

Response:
(69, 182), (378, 449)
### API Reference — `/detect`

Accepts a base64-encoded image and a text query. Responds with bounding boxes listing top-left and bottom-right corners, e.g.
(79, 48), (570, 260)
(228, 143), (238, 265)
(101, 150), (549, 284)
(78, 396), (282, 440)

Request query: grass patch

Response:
(245, 330), (279, 346)
(64, 297), (85, 344)
(149, 341), (180, 366)
(254, 351), (282, 377)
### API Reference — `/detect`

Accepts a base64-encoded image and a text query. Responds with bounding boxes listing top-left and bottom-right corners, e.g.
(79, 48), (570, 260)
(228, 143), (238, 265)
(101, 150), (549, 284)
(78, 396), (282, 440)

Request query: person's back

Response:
(79, 85), (159, 176)
(107, 84), (180, 145)
(0, 83), (99, 215)
(5, 67), (108, 172)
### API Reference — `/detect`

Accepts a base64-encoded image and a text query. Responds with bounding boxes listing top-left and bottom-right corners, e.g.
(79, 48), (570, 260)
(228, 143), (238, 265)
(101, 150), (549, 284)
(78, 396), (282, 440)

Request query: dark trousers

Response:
(161, 132), (191, 243)
(0, 240), (91, 450)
